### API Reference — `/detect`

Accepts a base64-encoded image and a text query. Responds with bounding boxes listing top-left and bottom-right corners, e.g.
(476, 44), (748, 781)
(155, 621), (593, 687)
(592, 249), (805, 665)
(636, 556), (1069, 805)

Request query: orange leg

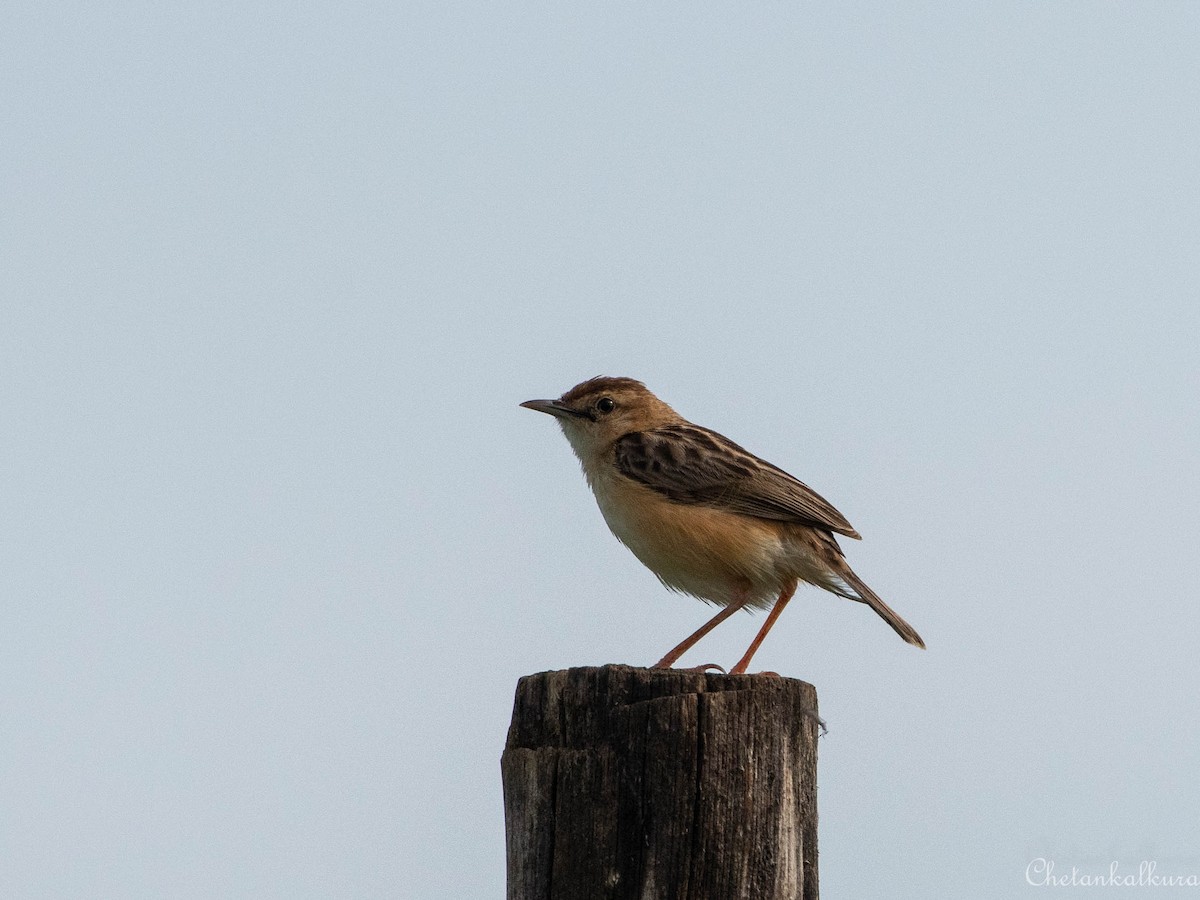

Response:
(729, 582), (797, 675)
(652, 590), (750, 669)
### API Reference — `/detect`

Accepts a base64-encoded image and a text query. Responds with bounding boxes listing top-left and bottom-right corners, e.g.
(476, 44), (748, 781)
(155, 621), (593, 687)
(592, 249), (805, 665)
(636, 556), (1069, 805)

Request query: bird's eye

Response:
(596, 397), (615, 414)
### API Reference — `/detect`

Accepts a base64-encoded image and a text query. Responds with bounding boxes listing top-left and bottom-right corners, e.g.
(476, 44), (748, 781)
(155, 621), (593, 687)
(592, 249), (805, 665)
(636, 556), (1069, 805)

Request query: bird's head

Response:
(521, 376), (679, 460)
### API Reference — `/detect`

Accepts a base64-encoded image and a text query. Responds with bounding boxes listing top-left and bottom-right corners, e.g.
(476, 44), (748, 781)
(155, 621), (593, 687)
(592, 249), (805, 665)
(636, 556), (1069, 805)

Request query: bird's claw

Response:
(682, 663), (727, 674)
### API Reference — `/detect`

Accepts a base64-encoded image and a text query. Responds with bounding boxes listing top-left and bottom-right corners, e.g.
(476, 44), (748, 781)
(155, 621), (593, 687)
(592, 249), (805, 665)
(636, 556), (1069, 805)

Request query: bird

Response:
(520, 376), (925, 675)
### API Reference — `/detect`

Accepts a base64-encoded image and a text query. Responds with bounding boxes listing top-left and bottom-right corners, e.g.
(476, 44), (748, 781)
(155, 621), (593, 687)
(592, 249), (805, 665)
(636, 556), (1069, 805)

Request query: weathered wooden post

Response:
(501, 665), (820, 900)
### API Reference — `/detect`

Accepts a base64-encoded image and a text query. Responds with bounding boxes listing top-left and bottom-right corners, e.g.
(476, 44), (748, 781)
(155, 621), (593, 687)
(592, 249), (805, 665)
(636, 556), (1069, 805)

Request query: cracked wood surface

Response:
(502, 665), (819, 900)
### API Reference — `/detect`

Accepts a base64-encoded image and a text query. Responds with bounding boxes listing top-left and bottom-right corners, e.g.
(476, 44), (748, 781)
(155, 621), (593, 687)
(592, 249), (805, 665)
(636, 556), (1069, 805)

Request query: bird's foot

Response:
(652, 662), (727, 674)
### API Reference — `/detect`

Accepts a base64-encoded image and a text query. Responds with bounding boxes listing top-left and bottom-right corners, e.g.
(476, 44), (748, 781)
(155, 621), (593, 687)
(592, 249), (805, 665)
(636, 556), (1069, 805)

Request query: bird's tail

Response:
(835, 566), (926, 649)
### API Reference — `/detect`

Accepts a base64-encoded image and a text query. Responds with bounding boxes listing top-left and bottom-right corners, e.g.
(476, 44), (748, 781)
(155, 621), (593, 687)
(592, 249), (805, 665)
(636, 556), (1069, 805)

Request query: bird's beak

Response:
(520, 399), (589, 420)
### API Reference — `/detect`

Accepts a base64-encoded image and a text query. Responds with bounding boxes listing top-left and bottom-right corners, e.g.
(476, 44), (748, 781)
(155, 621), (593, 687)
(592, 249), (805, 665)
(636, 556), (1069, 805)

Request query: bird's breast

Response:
(586, 467), (797, 607)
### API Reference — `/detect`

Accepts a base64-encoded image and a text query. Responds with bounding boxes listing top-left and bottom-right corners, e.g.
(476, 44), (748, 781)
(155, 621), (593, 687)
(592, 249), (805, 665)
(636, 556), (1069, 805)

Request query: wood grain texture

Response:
(501, 666), (819, 900)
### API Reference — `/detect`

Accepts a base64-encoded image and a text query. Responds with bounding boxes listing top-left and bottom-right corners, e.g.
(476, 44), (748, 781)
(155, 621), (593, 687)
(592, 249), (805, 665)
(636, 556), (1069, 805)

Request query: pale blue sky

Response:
(3, 3), (1198, 898)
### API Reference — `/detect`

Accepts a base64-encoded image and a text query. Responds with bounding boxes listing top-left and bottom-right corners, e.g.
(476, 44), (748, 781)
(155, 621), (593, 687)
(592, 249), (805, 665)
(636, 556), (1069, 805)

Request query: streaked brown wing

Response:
(613, 424), (862, 539)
